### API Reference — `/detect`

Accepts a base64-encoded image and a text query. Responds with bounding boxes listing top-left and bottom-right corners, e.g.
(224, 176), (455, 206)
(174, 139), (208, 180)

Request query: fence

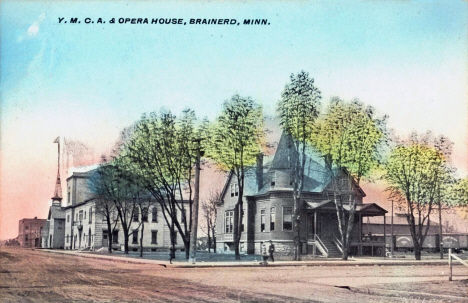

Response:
(448, 248), (468, 281)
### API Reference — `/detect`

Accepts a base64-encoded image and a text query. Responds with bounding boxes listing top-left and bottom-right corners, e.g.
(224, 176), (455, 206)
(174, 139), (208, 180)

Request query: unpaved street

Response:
(0, 248), (466, 303)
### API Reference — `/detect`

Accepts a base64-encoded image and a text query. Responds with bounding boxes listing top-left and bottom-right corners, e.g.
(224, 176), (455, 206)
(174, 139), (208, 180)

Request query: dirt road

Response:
(0, 248), (466, 302)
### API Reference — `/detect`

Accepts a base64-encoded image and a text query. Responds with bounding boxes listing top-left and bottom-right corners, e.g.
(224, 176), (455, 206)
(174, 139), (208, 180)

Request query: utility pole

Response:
(189, 139), (202, 264)
(391, 200), (394, 257)
(438, 188), (444, 259)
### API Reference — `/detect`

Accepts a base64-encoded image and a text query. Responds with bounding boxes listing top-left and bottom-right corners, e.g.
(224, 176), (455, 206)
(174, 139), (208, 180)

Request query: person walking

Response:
(260, 242), (269, 265)
(268, 240), (275, 262)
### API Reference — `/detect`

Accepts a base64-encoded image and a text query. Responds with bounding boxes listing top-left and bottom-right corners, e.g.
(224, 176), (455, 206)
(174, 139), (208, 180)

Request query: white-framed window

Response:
(152, 207), (158, 222)
(230, 183), (239, 197)
(132, 230), (138, 244)
(151, 230), (158, 244)
(133, 207), (139, 222)
(260, 209), (266, 232)
(283, 206), (293, 231)
(270, 207), (276, 231)
(225, 210), (234, 233)
(271, 171), (276, 187)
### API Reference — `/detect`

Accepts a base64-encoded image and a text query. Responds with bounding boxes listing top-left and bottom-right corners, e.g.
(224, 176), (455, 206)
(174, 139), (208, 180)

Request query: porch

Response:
(304, 200), (388, 257)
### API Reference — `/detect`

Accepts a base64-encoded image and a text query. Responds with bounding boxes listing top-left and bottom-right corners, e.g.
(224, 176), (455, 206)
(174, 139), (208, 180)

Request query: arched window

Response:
(152, 207), (158, 222)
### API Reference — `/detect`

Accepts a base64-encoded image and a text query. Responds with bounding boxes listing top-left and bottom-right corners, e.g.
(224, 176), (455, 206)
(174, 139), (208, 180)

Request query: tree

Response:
(122, 109), (199, 259)
(385, 132), (453, 260)
(201, 190), (220, 253)
(312, 97), (387, 260)
(207, 94), (263, 260)
(452, 177), (468, 217)
(277, 71), (321, 260)
(88, 158), (121, 253)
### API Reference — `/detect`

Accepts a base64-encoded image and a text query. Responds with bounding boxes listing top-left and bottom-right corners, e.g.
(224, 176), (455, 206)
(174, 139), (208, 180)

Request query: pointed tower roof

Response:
(52, 137), (62, 205)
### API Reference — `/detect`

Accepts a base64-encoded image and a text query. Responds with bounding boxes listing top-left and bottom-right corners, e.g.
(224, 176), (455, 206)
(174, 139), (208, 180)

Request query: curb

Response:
(35, 249), (463, 268)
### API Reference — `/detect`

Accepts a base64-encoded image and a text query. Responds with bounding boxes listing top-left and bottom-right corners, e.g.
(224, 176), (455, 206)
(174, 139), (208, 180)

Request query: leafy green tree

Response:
(122, 109), (199, 259)
(277, 71), (321, 260)
(452, 177), (468, 218)
(385, 132), (453, 260)
(206, 94), (263, 260)
(312, 97), (387, 260)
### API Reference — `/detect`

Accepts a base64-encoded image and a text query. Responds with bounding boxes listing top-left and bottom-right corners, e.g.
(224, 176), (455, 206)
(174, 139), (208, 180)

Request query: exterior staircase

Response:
(321, 240), (342, 258)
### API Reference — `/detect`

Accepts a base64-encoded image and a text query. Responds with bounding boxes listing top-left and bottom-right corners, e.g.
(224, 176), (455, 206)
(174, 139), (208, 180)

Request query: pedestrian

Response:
(268, 240), (275, 262)
(169, 246), (175, 264)
(261, 242), (269, 265)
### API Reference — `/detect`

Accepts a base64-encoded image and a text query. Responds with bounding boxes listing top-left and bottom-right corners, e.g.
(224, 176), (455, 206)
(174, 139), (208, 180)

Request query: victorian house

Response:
(216, 133), (388, 257)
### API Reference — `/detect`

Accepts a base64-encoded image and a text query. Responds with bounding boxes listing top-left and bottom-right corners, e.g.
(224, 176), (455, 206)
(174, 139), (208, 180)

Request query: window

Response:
(79, 210), (83, 221)
(283, 207), (293, 231)
(290, 169), (295, 186)
(67, 215), (70, 223)
(58, 221), (63, 229)
(151, 231), (158, 244)
(270, 207), (276, 231)
(225, 211), (234, 233)
(133, 208), (139, 222)
(132, 230), (138, 244)
(152, 207), (158, 222)
(103, 233), (108, 240)
(341, 178), (349, 190)
(25, 226), (29, 230)
(84, 211), (86, 219)
(230, 183), (239, 197)
(241, 209), (245, 232)
(271, 171), (276, 187)
(66, 235), (69, 243)
(113, 230), (119, 243)
(142, 208), (148, 222)
(89, 208), (92, 223)
(68, 190), (71, 204)
(260, 209), (266, 232)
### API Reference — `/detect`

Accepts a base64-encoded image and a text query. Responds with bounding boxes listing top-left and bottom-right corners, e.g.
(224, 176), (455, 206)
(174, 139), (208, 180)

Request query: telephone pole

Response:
(189, 139), (202, 264)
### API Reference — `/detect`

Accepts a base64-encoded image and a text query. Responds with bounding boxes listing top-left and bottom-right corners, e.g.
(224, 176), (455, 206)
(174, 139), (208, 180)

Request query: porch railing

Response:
(333, 234), (343, 254)
(315, 235), (328, 257)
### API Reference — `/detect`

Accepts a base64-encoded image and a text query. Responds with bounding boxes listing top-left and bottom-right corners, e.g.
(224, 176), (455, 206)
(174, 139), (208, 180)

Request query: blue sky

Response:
(1, 0), (467, 239)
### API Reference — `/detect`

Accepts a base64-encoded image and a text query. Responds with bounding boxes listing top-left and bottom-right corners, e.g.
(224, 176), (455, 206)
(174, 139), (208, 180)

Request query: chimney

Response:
(256, 153), (264, 192)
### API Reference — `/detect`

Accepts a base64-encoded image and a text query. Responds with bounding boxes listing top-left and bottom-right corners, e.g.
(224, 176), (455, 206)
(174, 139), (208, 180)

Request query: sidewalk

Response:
(37, 249), (465, 268)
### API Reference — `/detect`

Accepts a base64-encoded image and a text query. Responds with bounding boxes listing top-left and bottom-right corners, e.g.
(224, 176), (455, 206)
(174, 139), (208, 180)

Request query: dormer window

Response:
(230, 183), (239, 197)
(271, 171), (276, 187)
(341, 178), (349, 190)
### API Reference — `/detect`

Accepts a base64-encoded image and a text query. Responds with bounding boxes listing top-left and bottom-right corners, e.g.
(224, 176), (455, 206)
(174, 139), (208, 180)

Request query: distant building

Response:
(18, 217), (46, 248)
(364, 214), (439, 236)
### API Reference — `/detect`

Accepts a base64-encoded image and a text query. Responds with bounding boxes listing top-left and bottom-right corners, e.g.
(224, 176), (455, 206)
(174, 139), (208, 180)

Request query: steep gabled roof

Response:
(48, 204), (66, 220)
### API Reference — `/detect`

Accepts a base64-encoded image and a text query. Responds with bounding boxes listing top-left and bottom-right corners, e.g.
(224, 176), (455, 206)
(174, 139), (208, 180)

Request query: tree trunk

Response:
(140, 223), (144, 257)
(123, 227), (129, 254)
(212, 228), (217, 253)
(107, 219), (113, 254)
(233, 202), (241, 260)
(414, 245), (422, 260)
(185, 240), (190, 259)
(207, 233), (211, 253)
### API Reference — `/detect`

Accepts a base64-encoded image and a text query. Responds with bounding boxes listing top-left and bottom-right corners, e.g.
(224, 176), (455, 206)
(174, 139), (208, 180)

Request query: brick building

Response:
(18, 217), (47, 248)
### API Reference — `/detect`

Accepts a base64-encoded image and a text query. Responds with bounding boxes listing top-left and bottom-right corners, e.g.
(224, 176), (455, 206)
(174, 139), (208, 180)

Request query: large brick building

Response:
(18, 217), (47, 248)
